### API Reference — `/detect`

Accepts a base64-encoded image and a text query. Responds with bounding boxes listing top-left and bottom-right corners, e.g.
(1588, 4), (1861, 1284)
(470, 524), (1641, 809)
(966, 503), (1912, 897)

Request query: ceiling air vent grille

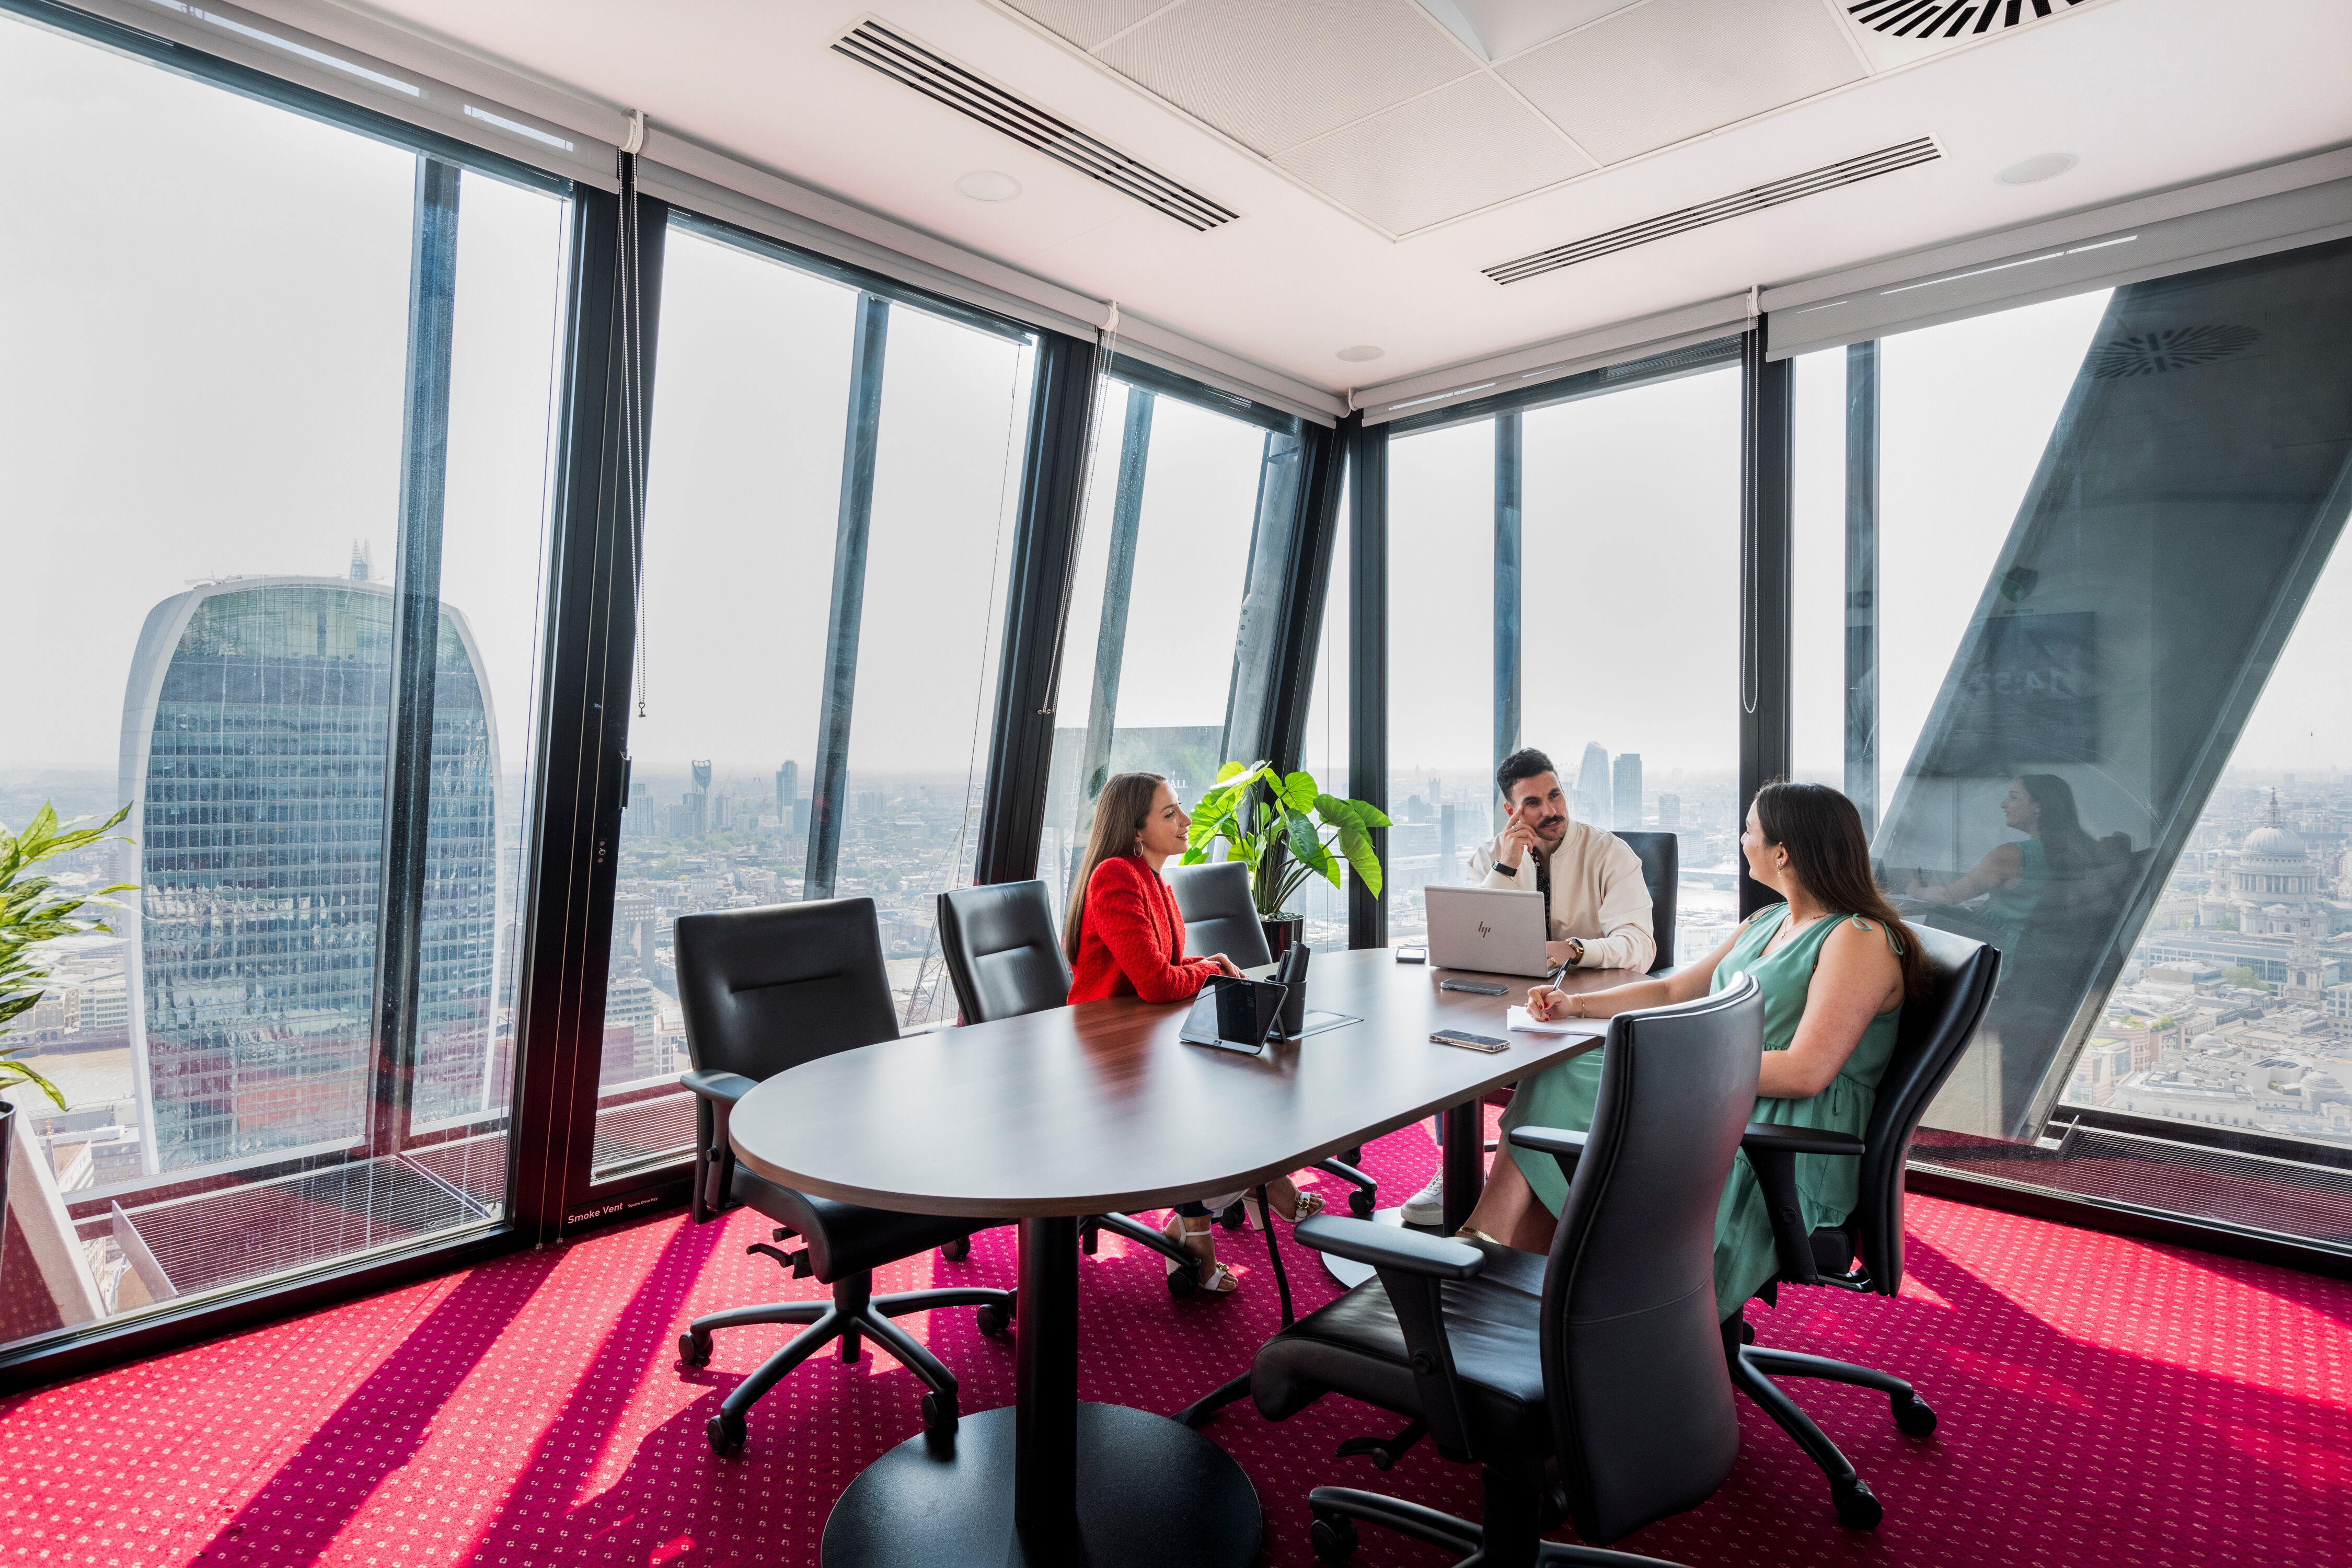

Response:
(1849, 0), (2087, 40)
(833, 20), (1239, 232)
(1483, 137), (1941, 285)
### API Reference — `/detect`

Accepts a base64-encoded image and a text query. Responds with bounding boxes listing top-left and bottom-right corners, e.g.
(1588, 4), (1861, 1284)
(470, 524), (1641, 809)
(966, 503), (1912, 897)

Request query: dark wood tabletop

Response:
(728, 949), (1638, 1219)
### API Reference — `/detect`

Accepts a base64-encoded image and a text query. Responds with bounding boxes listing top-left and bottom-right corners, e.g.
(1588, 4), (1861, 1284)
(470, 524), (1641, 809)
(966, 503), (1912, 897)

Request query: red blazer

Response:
(1068, 854), (1220, 1005)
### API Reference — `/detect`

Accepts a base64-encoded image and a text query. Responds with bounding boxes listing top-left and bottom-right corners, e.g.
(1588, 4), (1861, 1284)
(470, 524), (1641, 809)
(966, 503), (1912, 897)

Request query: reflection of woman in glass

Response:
(1907, 774), (2101, 944)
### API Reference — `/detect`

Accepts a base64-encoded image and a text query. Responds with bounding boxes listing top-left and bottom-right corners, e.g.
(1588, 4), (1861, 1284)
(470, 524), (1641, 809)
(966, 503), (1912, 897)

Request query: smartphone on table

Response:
(1431, 1029), (1508, 1054)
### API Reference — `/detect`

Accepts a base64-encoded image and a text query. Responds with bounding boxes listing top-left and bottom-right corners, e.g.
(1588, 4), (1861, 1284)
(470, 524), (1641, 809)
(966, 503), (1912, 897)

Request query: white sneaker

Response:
(1399, 1171), (1445, 1227)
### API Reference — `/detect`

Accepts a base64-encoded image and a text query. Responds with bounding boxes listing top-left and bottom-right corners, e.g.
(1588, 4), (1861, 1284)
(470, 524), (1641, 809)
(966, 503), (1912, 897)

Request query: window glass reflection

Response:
(0, 12), (564, 1342)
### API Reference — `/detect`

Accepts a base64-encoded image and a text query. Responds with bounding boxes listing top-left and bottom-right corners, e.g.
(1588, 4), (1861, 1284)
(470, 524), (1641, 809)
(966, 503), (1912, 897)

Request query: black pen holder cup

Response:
(1276, 978), (1308, 1039)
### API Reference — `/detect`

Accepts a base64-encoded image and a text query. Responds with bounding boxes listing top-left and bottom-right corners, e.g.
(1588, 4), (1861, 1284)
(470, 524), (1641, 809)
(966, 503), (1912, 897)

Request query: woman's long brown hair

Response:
(1063, 771), (1168, 963)
(1753, 781), (1931, 1003)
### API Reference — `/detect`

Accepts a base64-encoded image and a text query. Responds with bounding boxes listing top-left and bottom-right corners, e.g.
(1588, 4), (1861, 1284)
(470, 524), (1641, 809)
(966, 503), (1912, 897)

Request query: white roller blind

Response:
(1766, 149), (2352, 360)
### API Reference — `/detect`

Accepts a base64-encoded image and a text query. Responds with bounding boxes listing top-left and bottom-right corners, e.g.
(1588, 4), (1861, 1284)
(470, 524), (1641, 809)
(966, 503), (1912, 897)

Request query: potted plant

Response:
(1181, 761), (1388, 960)
(1, 803), (135, 1294)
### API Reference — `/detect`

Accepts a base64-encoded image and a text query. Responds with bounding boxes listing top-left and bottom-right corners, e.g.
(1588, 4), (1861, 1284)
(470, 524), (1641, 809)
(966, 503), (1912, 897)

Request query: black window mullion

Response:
(1347, 415), (1388, 949)
(369, 155), (461, 1161)
(973, 329), (1099, 887)
(1738, 326), (1794, 917)
(804, 293), (891, 900)
(1260, 417), (1347, 773)
(511, 178), (667, 1240)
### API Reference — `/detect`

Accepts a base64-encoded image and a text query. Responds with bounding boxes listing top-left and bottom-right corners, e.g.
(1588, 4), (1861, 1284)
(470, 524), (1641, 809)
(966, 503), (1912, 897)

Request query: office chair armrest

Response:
(1740, 1124), (1864, 1157)
(1738, 1126), (1860, 1289)
(1506, 1124), (1586, 1184)
(1293, 1215), (1485, 1279)
(1294, 1215), (1482, 1465)
(683, 1069), (759, 1104)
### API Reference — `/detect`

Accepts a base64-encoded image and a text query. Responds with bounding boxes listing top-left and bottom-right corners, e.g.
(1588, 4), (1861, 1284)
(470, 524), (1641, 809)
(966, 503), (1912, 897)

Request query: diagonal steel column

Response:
(1844, 340), (1881, 836)
(1075, 388), (1155, 819)
(370, 156), (462, 1160)
(805, 293), (891, 901)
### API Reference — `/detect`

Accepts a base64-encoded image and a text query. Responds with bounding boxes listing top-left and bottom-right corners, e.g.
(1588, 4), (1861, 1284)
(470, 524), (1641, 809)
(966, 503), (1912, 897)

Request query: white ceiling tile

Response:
(1417, 0), (1641, 62)
(1498, 0), (1867, 165)
(1004, 0), (1174, 51)
(1097, 0), (1474, 156)
(1277, 74), (1594, 234)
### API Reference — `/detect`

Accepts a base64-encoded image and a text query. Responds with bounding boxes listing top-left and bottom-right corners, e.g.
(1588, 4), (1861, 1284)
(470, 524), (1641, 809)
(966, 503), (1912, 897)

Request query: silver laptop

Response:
(1425, 884), (1552, 977)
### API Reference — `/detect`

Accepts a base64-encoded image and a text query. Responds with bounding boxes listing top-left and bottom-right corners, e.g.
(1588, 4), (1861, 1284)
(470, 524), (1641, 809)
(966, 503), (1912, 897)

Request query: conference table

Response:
(727, 948), (1633, 1568)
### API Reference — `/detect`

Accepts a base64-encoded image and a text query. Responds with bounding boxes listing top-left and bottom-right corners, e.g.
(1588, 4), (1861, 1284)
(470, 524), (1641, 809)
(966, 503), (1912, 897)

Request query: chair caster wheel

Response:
(1309, 1513), (1358, 1565)
(1347, 1187), (1376, 1218)
(1893, 1393), (1938, 1437)
(1166, 1266), (1197, 1299)
(1832, 1476), (1883, 1530)
(678, 1331), (711, 1368)
(707, 1411), (746, 1456)
(921, 1389), (959, 1442)
(1217, 1202), (1248, 1231)
(939, 1235), (971, 1262)
(976, 1299), (1012, 1339)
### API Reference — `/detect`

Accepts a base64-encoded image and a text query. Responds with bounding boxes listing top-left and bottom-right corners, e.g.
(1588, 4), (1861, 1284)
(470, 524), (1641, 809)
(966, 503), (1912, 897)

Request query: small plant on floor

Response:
(1, 803), (136, 1111)
(1182, 762), (1389, 920)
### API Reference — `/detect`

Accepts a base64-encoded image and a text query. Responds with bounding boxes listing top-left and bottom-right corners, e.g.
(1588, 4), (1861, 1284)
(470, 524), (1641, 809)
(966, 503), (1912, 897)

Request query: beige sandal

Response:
(1162, 1214), (1239, 1294)
(1241, 1178), (1328, 1230)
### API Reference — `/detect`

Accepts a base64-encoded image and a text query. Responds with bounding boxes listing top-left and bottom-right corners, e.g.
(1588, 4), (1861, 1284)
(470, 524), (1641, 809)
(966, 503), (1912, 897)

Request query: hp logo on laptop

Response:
(1476, 921), (1492, 939)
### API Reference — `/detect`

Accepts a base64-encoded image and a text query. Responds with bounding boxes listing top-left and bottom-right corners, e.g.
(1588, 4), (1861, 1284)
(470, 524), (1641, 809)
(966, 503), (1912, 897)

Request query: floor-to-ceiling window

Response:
(1383, 419), (1495, 948)
(1520, 368), (1742, 964)
(1791, 239), (2352, 1252)
(593, 216), (1035, 1179)
(0, 11), (568, 1345)
(1296, 472), (1352, 949)
(1377, 343), (1741, 960)
(1034, 366), (1305, 929)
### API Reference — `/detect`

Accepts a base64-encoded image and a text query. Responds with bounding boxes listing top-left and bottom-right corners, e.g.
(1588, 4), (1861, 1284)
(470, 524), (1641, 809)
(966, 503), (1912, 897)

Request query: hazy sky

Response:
(5, 16), (563, 781)
(6, 7), (2345, 812)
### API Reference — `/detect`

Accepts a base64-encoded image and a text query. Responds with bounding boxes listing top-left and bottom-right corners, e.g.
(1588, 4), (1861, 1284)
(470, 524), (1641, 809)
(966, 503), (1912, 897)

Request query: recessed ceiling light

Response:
(1336, 345), (1385, 362)
(1996, 153), (2077, 187)
(956, 170), (1021, 202)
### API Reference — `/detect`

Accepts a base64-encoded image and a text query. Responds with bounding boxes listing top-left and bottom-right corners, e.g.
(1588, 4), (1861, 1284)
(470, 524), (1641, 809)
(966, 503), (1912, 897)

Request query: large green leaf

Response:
(1316, 795), (1388, 898)
(1278, 771), (1319, 812)
(1285, 812), (1336, 883)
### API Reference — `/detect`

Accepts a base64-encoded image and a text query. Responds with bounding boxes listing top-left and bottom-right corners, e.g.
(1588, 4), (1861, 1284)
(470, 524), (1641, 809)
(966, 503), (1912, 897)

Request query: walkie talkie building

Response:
(118, 571), (501, 1175)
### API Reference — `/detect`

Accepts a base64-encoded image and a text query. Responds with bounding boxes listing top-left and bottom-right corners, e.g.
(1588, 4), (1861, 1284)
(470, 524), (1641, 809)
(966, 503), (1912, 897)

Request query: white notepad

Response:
(1507, 1005), (1606, 1037)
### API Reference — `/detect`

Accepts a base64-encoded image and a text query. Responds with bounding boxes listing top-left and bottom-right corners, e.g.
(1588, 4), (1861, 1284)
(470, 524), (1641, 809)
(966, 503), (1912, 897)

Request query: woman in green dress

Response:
(1457, 781), (1930, 1324)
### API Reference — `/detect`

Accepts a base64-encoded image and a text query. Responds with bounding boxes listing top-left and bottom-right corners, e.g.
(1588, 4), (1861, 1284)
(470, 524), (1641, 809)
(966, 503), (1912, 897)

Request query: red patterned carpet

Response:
(4, 1121), (2348, 1567)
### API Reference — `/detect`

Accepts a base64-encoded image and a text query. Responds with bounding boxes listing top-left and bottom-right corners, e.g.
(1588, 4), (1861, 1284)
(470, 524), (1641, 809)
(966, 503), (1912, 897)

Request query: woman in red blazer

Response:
(1064, 771), (1325, 1294)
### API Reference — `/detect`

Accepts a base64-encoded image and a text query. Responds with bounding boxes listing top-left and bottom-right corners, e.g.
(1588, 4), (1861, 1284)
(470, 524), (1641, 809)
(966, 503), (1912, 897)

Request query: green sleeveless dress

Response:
(1497, 904), (1905, 1320)
(1977, 836), (2046, 946)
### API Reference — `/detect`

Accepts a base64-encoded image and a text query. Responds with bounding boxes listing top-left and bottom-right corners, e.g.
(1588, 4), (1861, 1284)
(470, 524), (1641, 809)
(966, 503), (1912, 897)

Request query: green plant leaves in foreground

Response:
(1180, 762), (1388, 915)
(1, 801), (136, 1110)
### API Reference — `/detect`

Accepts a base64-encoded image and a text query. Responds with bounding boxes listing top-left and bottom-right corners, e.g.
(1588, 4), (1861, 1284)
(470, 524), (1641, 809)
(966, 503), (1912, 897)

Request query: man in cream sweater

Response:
(1401, 746), (1656, 1225)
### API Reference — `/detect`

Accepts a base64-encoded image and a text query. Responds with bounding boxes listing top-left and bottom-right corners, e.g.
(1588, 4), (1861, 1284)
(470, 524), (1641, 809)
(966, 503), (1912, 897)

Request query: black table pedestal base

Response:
(821, 1403), (1260, 1568)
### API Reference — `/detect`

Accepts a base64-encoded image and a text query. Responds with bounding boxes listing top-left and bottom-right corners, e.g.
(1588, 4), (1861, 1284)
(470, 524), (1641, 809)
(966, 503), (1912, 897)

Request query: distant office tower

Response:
(1439, 803), (1458, 881)
(1613, 753), (1643, 831)
(120, 571), (499, 1174)
(1577, 743), (1611, 829)
(689, 759), (712, 835)
(626, 780), (653, 838)
(1657, 794), (1681, 830)
(776, 760), (799, 826)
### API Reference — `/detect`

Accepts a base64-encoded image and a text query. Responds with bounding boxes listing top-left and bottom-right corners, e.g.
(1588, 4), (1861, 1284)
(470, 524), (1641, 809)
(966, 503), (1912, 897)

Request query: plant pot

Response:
(1261, 916), (1304, 966)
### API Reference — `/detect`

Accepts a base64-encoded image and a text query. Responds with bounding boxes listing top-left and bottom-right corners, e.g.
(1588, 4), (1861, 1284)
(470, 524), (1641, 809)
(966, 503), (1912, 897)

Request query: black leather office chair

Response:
(932, 880), (1207, 1292)
(1168, 860), (1380, 1221)
(1615, 831), (1679, 975)
(1250, 977), (1763, 1567)
(1727, 925), (2000, 1528)
(674, 900), (1015, 1455)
